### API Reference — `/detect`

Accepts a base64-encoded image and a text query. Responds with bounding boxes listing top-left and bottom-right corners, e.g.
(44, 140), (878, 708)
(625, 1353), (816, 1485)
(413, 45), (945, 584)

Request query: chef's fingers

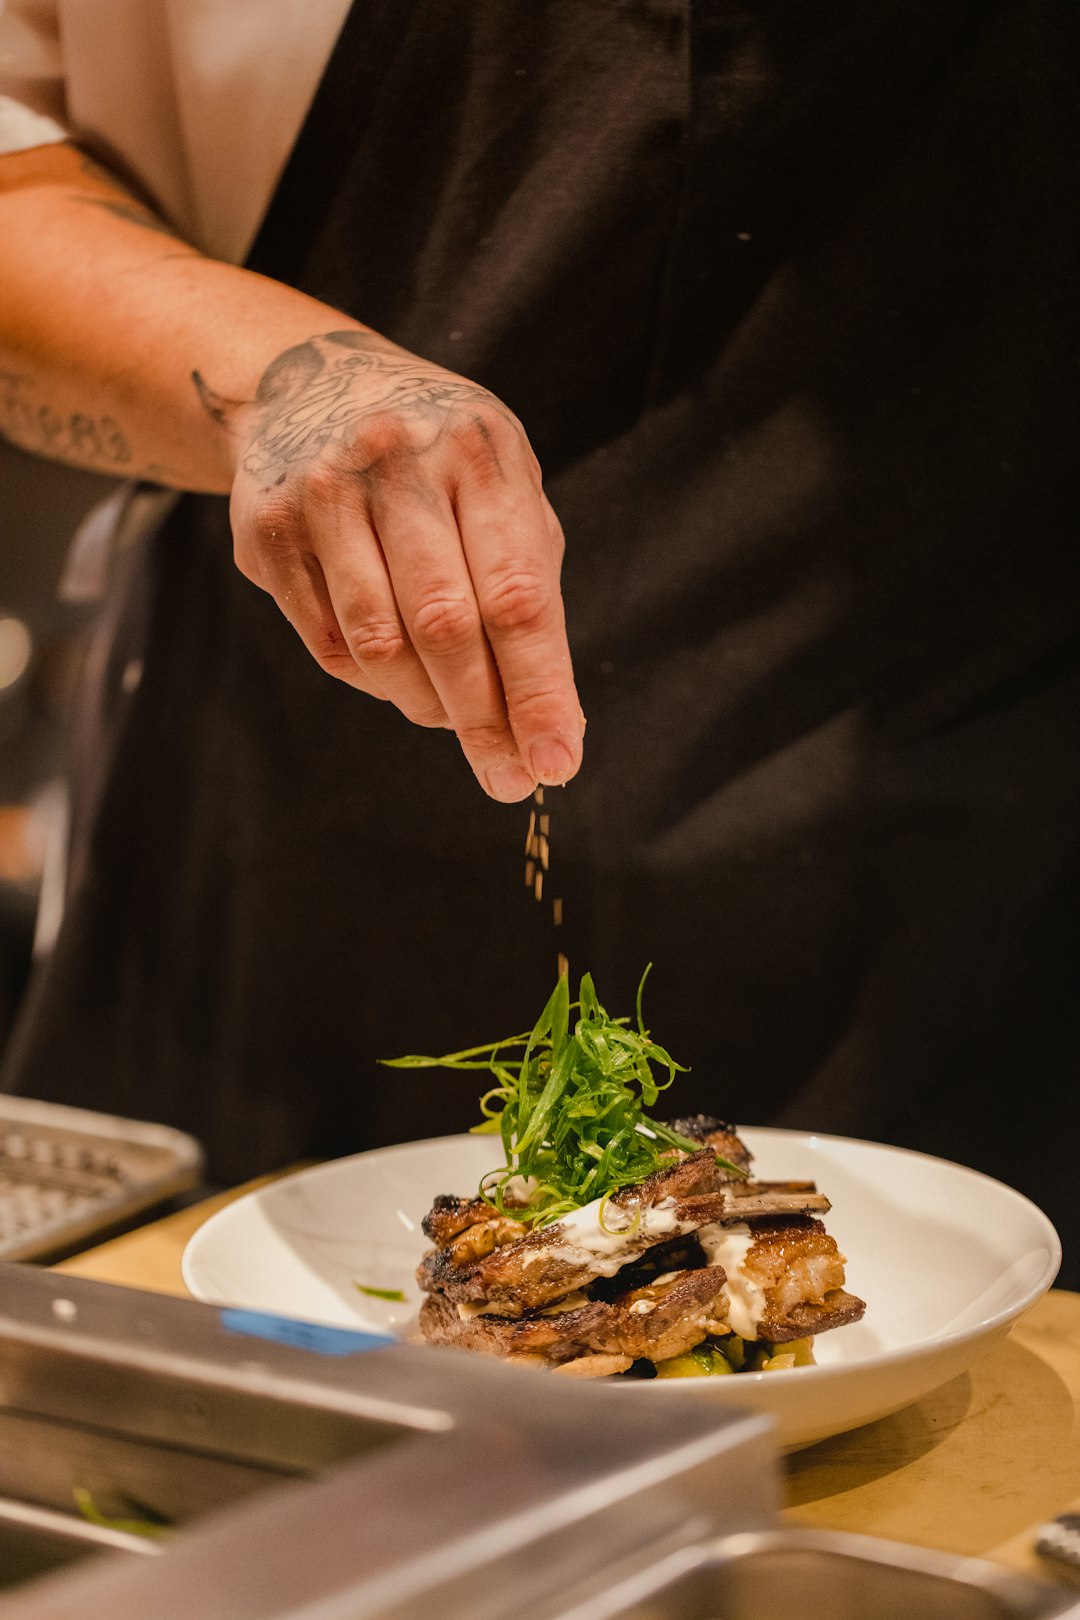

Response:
(449, 431), (582, 788)
(233, 493), (449, 726)
(371, 482), (537, 801)
(311, 510), (452, 728)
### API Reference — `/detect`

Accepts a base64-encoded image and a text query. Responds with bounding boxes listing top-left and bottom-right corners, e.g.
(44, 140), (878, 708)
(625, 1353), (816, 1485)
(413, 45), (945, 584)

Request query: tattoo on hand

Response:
(0, 371), (132, 469)
(193, 331), (509, 484)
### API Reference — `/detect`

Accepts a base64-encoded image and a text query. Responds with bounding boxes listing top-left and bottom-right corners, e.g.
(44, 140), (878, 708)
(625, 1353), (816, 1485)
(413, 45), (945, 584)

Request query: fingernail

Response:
(531, 739), (576, 784)
(486, 760), (537, 802)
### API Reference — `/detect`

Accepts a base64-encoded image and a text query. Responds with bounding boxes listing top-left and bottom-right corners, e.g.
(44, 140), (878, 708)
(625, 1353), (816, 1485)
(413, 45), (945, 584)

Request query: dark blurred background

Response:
(0, 438), (112, 1055)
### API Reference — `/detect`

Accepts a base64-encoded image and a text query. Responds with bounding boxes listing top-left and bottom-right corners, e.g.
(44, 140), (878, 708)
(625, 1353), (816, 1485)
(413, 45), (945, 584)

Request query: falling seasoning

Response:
(524, 785), (566, 976)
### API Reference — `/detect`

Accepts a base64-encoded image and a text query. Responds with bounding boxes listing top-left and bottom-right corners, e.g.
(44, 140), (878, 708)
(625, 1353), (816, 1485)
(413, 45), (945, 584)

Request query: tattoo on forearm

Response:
(193, 330), (509, 484)
(0, 371), (132, 469)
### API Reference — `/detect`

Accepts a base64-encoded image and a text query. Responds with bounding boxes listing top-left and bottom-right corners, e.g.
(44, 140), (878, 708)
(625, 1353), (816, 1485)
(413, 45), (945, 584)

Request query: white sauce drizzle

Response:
(696, 1222), (767, 1340)
(547, 1195), (684, 1276)
(456, 1299), (523, 1320)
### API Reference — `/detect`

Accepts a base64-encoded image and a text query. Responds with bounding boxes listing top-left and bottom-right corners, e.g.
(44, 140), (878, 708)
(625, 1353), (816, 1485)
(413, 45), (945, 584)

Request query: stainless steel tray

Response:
(536, 1527), (1080, 1620)
(0, 1096), (202, 1259)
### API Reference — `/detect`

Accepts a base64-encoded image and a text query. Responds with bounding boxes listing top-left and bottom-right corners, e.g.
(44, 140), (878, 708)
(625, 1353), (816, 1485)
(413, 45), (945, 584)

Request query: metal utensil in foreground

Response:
(0, 1262), (1072, 1619)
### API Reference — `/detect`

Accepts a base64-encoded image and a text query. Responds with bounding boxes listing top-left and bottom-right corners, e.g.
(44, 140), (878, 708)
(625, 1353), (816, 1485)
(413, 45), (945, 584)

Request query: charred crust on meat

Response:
(422, 1194), (490, 1243)
(665, 1117), (754, 1178)
(666, 1114), (736, 1140)
(419, 1266), (730, 1366)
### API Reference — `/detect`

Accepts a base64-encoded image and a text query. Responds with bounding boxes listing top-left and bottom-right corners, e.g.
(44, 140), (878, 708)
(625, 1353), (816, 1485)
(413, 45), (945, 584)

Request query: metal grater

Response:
(0, 1096), (203, 1261)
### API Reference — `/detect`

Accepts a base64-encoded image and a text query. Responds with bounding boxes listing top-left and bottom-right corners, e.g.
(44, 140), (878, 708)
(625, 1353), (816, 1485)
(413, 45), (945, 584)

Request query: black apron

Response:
(6, 2), (1079, 1276)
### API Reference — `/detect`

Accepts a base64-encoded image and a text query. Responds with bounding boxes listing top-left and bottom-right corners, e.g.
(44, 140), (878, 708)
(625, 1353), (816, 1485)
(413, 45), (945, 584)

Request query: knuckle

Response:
(311, 621), (358, 680)
(453, 405), (521, 464)
(317, 651), (360, 683)
(344, 617), (410, 670)
(353, 412), (416, 464)
(410, 592), (479, 654)
(506, 684), (571, 730)
(294, 457), (346, 504)
(478, 568), (552, 635)
(242, 493), (302, 560)
(455, 718), (512, 755)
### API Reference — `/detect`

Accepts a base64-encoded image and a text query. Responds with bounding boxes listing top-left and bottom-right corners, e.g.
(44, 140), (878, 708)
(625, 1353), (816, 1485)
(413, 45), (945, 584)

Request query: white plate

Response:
(182, 1130), (1060, 1449)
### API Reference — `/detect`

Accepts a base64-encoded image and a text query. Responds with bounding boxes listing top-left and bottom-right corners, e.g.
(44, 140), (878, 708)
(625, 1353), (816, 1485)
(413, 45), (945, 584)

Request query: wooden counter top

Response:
(57, 1183), (1080, 1590)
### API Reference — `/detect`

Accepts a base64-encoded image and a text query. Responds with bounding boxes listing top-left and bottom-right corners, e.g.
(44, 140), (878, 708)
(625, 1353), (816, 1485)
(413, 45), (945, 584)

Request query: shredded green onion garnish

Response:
(382, 966), (745, 1225)
(598, 1190), (642, 1237)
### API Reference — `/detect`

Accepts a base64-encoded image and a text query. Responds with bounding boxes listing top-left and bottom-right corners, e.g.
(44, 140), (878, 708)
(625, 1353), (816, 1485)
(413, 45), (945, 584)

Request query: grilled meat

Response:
(418, 1150), (831, 1314)
(418, 1149), (753, 1311)
(420, 1146), (718, 1308)
(419, 1265), (729, 1366)
(415, 1120), (864, 1373)
(667, 1115), (754, 1179)
(421, 1193), (530, 1245)
(421, 1195), (494, 1245)
(697, 1216), (865, 1341)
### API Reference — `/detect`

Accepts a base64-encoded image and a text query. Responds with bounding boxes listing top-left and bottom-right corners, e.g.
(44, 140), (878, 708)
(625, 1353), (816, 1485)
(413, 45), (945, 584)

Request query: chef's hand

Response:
(225, 328), (582, 802)
(0, 147), (581, 800)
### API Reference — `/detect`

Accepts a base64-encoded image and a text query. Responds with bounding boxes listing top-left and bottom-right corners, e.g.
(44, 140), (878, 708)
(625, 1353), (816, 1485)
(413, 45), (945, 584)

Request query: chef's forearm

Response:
(0, 142), (364, 491)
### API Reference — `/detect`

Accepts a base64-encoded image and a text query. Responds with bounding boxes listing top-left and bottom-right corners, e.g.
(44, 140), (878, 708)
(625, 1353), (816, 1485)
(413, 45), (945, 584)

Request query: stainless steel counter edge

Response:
(0, 1262), (779, 1618)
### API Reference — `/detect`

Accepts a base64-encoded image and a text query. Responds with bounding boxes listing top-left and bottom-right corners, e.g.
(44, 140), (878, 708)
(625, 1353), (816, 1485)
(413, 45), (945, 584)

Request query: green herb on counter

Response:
(353, 1283), (407, 1302)
(73, 1487), (172, 1539)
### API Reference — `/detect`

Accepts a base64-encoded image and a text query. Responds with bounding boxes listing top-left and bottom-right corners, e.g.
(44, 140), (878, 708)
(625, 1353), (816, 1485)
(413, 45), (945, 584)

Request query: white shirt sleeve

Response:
(0, 0), (69, 151)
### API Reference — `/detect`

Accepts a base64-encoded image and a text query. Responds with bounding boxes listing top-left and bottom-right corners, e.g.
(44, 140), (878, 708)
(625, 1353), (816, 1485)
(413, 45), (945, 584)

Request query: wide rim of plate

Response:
(182, 1126), (1061, 1389)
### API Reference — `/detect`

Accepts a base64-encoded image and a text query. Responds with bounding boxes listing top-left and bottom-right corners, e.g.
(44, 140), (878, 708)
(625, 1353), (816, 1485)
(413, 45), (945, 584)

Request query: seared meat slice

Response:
(761, 1290), (866, 1341)
(420, 1194), (527, 1264)
(417, 1149), (729, 1311)
(697, 1216), (865, 1341)
(443, 1214), (528, 1264)
(422, 1195), (492, 1244)
(422, 1194), (525, 1244)
(418, 1152), (834, 1313)
(419, 1266), (729, 1366)
(667, 1115), (754, 1179)
(676, 1187), (831, 1223)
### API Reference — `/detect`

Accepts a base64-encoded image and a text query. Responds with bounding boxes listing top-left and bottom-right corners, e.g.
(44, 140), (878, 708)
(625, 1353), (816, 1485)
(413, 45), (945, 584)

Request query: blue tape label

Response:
(220, 1308), (394, 1357)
